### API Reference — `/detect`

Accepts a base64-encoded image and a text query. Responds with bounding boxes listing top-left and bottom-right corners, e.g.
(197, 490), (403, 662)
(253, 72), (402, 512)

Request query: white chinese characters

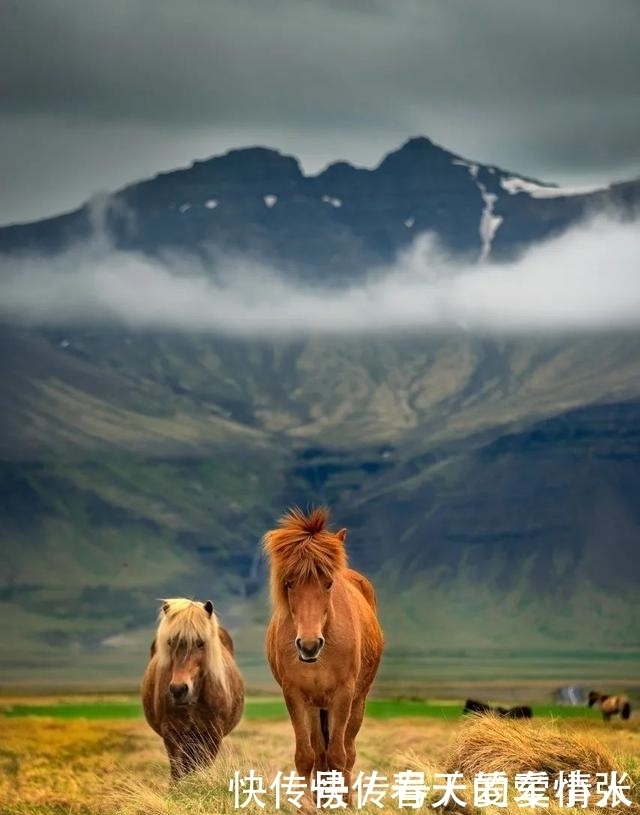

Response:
(229, 769), (633, 809)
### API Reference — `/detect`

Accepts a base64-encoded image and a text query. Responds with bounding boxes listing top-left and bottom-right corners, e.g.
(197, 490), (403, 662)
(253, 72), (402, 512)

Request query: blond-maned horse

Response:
(588, 690), (631, 722)
(263, 507), (384, 807)
(141, 598), (245, 781)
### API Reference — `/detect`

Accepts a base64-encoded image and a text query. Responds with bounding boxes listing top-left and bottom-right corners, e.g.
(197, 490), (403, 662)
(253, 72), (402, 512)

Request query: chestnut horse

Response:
(141, 598), (245, 781)
(263, 507), (384, 806)
(588, 690), (631, 722)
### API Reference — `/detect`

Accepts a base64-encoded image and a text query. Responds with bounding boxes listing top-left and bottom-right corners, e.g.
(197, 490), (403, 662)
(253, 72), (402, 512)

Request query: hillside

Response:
(0, 138), (639, 685)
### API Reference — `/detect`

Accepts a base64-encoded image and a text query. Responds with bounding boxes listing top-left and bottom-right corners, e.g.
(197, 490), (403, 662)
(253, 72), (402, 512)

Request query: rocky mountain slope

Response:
(1, 138), (639, 685)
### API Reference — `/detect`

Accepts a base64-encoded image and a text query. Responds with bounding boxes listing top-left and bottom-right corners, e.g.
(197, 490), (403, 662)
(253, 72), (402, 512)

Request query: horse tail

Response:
(319, 708), (330, 749)
(621, 701), (631, 720)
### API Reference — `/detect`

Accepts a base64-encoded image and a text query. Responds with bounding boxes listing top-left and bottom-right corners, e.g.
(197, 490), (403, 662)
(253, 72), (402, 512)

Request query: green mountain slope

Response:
(1, 325), (640, 685)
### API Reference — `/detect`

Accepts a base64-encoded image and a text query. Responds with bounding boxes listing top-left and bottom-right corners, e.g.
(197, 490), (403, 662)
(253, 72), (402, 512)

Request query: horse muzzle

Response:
(295, 636), (324, 662)
(169, 682), (191, 705)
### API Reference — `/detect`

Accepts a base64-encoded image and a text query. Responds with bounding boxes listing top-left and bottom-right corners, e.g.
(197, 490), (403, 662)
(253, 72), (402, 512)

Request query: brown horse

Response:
(263, 507), (384, 807)
(588, 690), (631, 722)
(141, 598), (245, 781)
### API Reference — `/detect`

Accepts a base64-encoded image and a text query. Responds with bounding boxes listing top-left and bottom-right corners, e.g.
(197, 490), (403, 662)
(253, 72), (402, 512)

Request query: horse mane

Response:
(154, 598), (228, 695)
(262, 507), (348, 613)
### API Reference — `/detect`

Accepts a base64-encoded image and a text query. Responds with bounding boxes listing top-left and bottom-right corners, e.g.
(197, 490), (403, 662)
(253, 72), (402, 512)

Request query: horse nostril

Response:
(295, 637), (325, 661)
(169, 682), (188, 699)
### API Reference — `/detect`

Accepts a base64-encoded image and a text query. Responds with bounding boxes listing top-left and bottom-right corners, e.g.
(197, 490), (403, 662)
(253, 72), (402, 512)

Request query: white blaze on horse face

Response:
(286, 578), (332, 661)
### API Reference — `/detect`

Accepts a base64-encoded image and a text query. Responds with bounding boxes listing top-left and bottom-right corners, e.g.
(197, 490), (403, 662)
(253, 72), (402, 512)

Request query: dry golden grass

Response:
(447, 714), (617, 779)
(0, 713), (638, 814)
(401, 715), (640, 815)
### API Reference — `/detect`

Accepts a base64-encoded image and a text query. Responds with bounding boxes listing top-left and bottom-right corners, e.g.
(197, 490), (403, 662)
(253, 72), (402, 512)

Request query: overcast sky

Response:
(2, 0), (639, 226)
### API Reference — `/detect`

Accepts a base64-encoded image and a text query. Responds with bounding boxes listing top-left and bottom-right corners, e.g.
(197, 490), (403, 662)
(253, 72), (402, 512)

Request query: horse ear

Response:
(336, 528), (347, 543)
(162, 602), (170, 614)
(204, 600), (214, 617)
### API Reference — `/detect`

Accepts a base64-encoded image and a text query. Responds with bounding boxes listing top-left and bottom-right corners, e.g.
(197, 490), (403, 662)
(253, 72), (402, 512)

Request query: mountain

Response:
(1, 138), (639, 688)
(2, 136), (639, 279)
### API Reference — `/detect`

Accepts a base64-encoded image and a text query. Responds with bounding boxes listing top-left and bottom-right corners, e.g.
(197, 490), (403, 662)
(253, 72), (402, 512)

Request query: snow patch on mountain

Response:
(478, 185), (503, 263)
(454, 159), (503, 261)
(500, 176), (608, 199)
(452, 159), (479, 179)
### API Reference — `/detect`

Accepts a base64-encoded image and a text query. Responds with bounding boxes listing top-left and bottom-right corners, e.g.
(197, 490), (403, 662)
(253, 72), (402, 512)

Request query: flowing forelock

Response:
(262, 507), (348, 612)
(154, 598), (228, 693)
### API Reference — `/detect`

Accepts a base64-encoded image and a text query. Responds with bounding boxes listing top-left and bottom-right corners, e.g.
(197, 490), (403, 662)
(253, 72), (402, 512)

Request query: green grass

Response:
(365, 700), (603, 720)
(1, 701), (144, 720)
(0, 697), (604, 722)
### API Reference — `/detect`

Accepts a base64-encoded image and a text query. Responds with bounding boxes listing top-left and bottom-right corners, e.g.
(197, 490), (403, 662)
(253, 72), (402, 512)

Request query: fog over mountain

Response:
(1, 213), (639, 335)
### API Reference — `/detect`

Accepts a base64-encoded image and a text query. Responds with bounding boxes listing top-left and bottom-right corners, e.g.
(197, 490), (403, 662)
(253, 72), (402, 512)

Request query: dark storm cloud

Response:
(1, 0), (639, 224)
(4, 0), (638, 126)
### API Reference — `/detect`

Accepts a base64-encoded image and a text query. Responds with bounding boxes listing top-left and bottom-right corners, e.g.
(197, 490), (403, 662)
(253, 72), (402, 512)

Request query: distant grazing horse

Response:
(141, 598), (245, 781)
(505, 705), (533, 719)
(463, 699), (493, 715)
(588, 690), (631, 722)
(263, 507), (384, 807)
(463, 699), (533, 718)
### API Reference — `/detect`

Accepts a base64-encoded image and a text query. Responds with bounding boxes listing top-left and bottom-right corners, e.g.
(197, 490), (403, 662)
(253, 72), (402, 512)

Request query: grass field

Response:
(1, 694), (638, 815)
(0, 696), (609, 722)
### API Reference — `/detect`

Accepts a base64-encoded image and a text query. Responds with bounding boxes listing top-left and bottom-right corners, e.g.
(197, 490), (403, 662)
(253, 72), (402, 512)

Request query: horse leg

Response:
(326, 685), (354, 805)
(183, 735), (213, 776)
(202, 734), (222, 770)
(308, 708), (329, 775)
(181, 747), (201, 776)
(165, 738), (186, 784)
(284, 691), (315, 804)
(182, 727), (222, 775)
(342, 694), (367, 807)
(345, 696), (366, 771)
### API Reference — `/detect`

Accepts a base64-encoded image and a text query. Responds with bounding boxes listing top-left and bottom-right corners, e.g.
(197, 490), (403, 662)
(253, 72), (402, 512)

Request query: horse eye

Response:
(326, 580), (333, 590)
(284, 581), (292, 591)
(196, 639), (205, 649)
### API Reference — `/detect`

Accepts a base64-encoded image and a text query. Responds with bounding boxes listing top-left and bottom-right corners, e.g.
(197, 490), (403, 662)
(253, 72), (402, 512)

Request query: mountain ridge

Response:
(0, 136), (639, 683)
(2, 136), (638, 273)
